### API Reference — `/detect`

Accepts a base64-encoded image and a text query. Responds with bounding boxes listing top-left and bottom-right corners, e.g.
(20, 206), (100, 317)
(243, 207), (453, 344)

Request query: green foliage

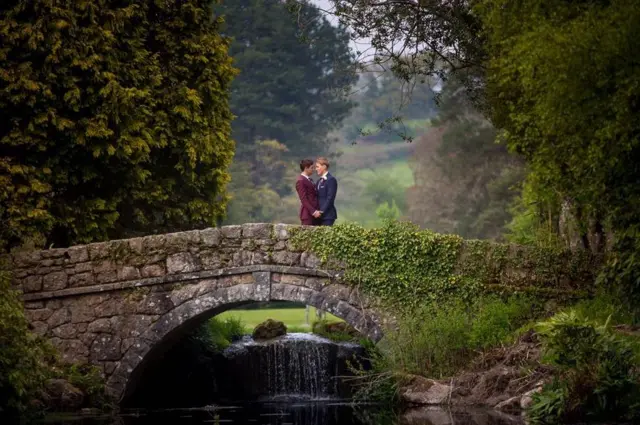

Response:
(0, 270), (49, 415)
(50, 364), (109, 410)
(407, 78), (525, 240)
(293, 220), (594, 309)
(598, 226), (640, 323)
(320, 0), (485, 104)
(217, 0), (356, 160)
(529, 311), (640, 423)
(339, 71), (437, 143)
(224, 140), (299, 224)
(350, 295), (541, 404)
(477, 0), (640, 253)
(375, 201), (401, 222)
(202, 316), (246, 351)
(380, 296), (539, 379)
(0, 0), (236, 249)
(311, 320), (360, 342)
(337, 158), (414, 228)
(505, 177), (564, 250)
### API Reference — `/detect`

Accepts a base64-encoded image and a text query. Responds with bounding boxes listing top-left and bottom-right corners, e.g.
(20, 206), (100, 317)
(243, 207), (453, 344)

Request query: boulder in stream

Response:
(252, 319), (287, 340)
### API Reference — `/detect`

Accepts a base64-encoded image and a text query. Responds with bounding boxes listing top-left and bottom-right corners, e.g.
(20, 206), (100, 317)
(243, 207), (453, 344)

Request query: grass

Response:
(216, 307), (343, 333)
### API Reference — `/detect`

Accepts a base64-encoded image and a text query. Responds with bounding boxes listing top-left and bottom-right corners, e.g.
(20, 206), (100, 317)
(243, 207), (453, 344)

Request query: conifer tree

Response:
(0, 0), (236, 248)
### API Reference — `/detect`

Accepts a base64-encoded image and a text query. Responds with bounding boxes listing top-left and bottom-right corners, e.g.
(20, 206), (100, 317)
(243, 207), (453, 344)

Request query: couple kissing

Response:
(295, 157), (337, 226)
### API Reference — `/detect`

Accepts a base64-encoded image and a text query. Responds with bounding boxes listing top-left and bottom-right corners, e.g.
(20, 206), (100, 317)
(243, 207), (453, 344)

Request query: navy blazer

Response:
(317, 173), (338, 220)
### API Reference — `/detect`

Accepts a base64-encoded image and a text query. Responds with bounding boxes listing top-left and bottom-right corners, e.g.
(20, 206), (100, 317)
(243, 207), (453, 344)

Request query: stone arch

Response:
(107, 268), (384, 402)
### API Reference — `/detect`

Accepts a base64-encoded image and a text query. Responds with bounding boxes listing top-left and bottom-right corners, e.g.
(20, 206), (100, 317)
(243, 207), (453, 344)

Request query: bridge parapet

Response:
(12, 223), (317, 299)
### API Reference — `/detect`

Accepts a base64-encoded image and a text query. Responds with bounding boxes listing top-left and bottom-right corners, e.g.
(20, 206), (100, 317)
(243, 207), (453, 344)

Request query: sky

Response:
(309, 0), (373, 56)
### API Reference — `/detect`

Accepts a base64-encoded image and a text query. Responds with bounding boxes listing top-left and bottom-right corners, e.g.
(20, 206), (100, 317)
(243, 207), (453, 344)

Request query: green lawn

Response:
(216, 307), (343, 333)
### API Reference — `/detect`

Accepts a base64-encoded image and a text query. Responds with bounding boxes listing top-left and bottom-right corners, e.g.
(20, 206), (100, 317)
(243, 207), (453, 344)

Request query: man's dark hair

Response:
(299, 159), (314, 171)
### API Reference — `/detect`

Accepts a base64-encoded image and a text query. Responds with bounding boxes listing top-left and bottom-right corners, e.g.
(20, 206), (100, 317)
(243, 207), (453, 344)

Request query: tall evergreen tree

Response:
(216, 0), (356, 162)
(0, 0), (236, 249)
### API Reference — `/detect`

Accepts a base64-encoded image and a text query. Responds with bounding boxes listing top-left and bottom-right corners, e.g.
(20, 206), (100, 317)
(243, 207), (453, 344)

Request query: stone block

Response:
(322, 284), (352, 301)
(69, 272), (94, 287)
(12, 250), (41, 267)
(71, 262), (93, 274)
(91, 335), (122, 361)
(170, 284), (200, 307)
(43, 271), (68, 291)
(87, 318), (112, 333)
(200, 228), (221, 247)
(41, 248), (66, 259)
(251, 251), (269, 265)
(253, 271), (270, 300)
(87, 242), (110, 260)
(305, 277), (329, 291)
(165, 231), (198, 251)
(22, 275), (43, 292)
(31, 321), (48, 336)
(199, 251), (221, 270)
(255, 238), (275, 247)
(117, 266), (140, 281)
(26, 308), (54, 322)
(272, 251), (301, 265)
(231, 252), (242, 267)
(274, 224), (296, 240)
(51, 338), (89, 364)
(24, 301), (45, 309)
(141, 263), (165, 278)
(127, 238), (144, 254)
(166, 252), (199, 274)
(66, 246), (89, 264)
(96, 271), (118, 284)
(47, 308), (71, 327)
(71, 303), (97, 323)
(242, 223), (273, 239)
(301, 252), (322, 268)
(280, 274), (305, 286)
(51, 323), (79, 339)
(94, 260), (116, 274)
(220, 225), (242, 239)
(142, 234), (166, 253)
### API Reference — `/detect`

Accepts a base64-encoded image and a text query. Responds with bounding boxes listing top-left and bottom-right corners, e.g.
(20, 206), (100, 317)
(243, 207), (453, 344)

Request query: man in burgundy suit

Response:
(295, 159), (320, 225)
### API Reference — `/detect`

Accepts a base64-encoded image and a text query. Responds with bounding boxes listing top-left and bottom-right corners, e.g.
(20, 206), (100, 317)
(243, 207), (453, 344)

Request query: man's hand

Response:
(313, 210), (321, 218)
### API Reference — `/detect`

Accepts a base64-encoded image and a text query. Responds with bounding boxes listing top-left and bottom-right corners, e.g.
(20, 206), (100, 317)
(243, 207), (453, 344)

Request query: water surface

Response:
(38, 403), (524, 425)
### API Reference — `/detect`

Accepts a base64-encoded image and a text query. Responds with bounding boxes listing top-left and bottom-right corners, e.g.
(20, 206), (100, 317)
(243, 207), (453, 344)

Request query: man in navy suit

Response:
(314, 157), (338, 226)
(295, 159), (320, 225)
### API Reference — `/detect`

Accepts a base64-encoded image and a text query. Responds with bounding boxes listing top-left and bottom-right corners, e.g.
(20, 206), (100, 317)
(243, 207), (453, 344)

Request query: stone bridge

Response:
(9, 223), (596, 402)
(11, 223), (385, 401)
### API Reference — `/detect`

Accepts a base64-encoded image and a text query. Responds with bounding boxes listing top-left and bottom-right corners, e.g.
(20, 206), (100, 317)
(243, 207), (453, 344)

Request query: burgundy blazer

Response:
(295, 175), (319, 221)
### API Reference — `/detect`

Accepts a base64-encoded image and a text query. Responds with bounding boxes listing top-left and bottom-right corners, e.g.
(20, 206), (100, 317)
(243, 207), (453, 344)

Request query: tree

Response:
(295, 0), (487, 106)
(216, 0), (357, 162)
(477, 0), (640, 250)
(224, 140), (300, 225)
(476, 0), (640, 313)
(407, 78), (524, 239)
(0, 0), (236, 249)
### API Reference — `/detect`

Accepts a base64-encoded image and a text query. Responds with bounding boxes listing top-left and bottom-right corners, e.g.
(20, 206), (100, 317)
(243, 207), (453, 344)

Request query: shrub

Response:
(0, 270), (49, 416)
(201, 316), (246, 351)
(529, 311), (640, 423)
(312, 320), (360, 342)
(350, 295), (541, 403)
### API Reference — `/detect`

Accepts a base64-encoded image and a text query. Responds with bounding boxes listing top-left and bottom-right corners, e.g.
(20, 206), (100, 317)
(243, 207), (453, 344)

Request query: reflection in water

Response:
(36, 403), (524, 425)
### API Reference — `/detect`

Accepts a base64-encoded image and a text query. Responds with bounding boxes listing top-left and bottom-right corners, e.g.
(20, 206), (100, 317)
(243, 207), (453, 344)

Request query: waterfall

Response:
(217, 333), (363, 401)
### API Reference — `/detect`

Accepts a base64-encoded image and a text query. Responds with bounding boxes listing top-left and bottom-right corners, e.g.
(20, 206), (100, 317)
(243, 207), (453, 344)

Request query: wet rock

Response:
(252, 319), (287, 340)
(495, 395), (521, 411)
(401, 375), (452, 405)
(520, 385), (543, 409)
(42, 378), (84, 410)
